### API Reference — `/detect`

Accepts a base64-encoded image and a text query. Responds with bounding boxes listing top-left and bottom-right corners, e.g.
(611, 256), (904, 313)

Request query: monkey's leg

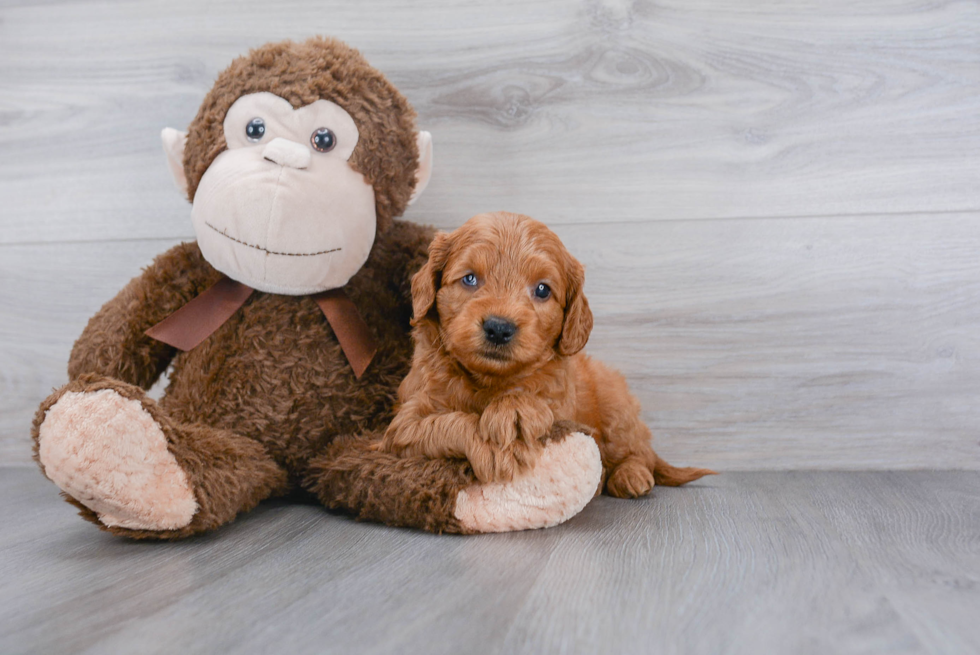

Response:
(33, 374), (288, 539)
(304, 421), (602, 534)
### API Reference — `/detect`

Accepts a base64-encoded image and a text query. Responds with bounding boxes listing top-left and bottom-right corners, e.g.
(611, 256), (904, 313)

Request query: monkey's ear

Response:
(410, 230), (451, 325)
(557, 257), (594, 356)
(161, 128), (188, 198)
(407, 131), (433, 206)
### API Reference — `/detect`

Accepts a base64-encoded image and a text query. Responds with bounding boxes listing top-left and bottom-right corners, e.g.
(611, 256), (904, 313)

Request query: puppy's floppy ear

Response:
(411, 231), (452, 326)
(557, 254), (593, 356)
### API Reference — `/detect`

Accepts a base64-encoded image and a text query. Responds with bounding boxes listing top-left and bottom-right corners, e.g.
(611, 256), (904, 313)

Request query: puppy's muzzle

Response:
(482, 316), (517, 346)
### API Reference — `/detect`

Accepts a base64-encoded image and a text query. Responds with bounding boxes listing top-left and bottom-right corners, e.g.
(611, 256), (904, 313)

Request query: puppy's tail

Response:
(653, 454), (717, 487)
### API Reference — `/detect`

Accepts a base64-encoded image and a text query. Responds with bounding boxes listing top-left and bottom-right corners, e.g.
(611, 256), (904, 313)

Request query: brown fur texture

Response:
(305, 433), (473, 534)
(382, 212), (716, 496)
(33, 219), (452, 537)
(182, 37), (420, 233)
(34, 374), (289, 539)
(30, 36), (484, 538)
(32, 38), (601, 539)
(304, 420), (591, 535)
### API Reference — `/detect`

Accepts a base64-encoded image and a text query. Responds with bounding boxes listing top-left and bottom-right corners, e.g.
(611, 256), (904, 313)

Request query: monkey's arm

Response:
(307, 420), (602, 534)
(68, 241), (222, 389)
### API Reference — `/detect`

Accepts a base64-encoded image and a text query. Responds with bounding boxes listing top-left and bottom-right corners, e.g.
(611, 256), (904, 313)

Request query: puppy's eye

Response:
(311, 127), (337, 153)
(534, 283), (551, 300)
(246, 118), (266, 142)
(461, 273), (478, 288)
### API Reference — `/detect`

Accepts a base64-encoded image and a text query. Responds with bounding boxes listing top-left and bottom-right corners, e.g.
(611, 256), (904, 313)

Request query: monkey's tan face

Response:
(191, 92), (376, 295)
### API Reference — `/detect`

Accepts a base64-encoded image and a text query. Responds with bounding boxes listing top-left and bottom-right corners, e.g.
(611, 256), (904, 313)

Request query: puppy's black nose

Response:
(483, 316), (517, 345)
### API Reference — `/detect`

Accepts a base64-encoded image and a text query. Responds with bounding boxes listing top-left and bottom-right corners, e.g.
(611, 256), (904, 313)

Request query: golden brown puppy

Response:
(380, 212), (715, 497)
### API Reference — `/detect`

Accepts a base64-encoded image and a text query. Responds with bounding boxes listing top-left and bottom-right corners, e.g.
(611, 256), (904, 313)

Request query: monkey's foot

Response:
(453, 431), (601, 532)
(37, 388), (198, 530)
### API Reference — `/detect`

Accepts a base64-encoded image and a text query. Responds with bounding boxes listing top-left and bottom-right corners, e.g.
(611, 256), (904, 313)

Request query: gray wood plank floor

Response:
(3, 4), (977, 653)
(2, 468), (978, 655)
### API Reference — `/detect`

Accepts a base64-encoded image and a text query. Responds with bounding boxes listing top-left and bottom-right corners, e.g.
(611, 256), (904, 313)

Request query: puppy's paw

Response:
(466, 440), (517, 483)
(509, 437), (543, 475)
(376, 429), (399, 454)
(378, 422), (418, 455)
(466, 439), (542, 484)
(606, 458), (655, 498)
(516, 402), (554, 445)
(480, 395), (554, 449)
(479, 400), (520, 449)
(465, 440), (500, 483)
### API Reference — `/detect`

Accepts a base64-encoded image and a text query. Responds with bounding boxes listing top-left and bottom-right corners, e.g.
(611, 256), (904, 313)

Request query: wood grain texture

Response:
(0, 0), (977, 244)
(1, 0), (979, 468)
(2, 468), (978, 654)
(5, 212), (979, 468)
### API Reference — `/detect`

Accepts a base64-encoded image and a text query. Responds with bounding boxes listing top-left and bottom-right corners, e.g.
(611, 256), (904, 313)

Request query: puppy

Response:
(380, 212), (715, 497)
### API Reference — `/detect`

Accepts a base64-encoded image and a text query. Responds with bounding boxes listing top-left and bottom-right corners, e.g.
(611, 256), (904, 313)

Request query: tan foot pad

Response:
(37, 389), (198, 531)
(454, 432), (602, 533)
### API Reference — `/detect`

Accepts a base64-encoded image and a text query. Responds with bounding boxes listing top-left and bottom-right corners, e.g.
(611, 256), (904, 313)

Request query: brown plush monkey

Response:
(31, 37), (602, 538)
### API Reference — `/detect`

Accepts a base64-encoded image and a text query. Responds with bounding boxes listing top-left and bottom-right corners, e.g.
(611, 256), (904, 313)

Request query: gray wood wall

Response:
(1, 0), (978, 469)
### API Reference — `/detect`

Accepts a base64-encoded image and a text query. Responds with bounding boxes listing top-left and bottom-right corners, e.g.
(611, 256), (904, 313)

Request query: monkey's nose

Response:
(262, 137), (311, 169)
(483, 316), (518, 346)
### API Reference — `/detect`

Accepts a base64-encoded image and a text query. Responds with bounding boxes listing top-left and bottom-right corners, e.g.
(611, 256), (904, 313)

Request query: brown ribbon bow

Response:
(145, 277), (378, 379)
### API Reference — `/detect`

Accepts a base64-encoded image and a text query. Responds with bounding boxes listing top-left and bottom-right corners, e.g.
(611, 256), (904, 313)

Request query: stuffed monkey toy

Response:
(30, 37), (602, 538)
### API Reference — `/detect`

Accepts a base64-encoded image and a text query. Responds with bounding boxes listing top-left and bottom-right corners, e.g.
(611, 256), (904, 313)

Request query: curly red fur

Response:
(382, 212), (716, 495)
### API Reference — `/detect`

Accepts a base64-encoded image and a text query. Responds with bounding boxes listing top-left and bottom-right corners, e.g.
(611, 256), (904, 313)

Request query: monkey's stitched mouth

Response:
(205, 221), (342, 257)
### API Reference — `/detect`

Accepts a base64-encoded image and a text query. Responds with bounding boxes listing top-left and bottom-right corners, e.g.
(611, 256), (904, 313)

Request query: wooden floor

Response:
(1, 3), (978, 651)
(2, 468), (977, 655)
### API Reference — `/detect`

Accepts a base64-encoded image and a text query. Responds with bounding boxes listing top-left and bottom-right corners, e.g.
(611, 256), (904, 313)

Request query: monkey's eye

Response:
(533, 283), (551, 300)
(245, 118), (266, 142)
(461, 273), (478, 288)
(311, 127), (337, 153)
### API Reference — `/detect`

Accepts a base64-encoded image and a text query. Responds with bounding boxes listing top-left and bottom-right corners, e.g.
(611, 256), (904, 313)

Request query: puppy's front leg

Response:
(478, 395), (554, 481)
(381, 399), (503, 483)
(382, 399), (478, 458)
